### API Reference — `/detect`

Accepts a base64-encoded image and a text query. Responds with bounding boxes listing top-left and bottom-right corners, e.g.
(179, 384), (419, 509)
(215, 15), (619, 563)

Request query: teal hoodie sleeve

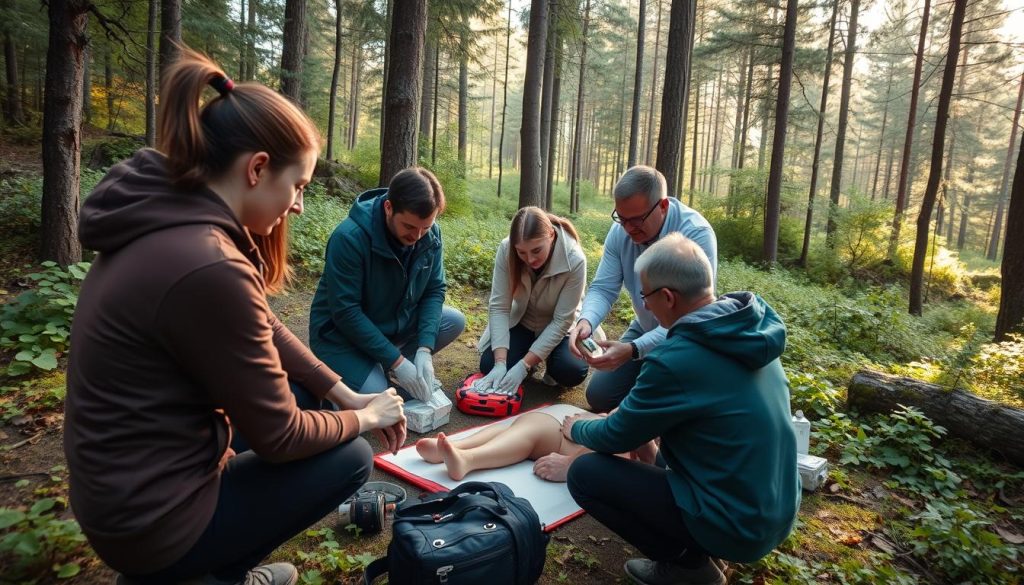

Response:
(416, 228), (446, 349)
(571, 356), (693, 452)
(323, 227), (402, 368)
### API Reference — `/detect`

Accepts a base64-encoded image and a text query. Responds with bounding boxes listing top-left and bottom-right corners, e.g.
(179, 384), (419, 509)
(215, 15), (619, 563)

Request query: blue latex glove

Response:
(496, 360), (529, 395)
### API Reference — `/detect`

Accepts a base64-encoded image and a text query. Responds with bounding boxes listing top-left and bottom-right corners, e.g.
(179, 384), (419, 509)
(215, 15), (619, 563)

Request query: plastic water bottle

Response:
(792, 410), (811, 455)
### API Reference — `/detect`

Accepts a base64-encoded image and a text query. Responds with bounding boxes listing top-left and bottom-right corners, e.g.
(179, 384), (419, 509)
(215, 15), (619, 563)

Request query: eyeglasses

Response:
(639, 287), (669, 302)
(611, 199), (663, 227)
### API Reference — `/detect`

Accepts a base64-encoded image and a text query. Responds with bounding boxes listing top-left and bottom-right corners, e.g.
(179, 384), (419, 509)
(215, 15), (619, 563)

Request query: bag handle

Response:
(363, 556), (387, 585)
(447, 481), (509, 509)
(399, 500), (512, 525)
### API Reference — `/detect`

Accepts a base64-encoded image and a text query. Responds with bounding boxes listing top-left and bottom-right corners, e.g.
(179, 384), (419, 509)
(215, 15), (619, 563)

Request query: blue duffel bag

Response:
(363, 481), (549, 584)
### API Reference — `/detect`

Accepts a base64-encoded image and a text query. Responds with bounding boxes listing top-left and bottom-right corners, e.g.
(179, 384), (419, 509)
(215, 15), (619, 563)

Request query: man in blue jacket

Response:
(568, 165), (718, 413)
(564, 234), (799, 585)
(308, 168), (465, 400)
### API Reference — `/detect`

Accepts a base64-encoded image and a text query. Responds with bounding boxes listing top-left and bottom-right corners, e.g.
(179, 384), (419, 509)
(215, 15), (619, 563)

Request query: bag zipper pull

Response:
(437, 564), (453, 583)
(432, 512), (453, 523)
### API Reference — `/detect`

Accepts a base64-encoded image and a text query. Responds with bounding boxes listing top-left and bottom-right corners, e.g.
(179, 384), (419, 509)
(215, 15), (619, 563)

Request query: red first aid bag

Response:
(454, 372), (524, 417)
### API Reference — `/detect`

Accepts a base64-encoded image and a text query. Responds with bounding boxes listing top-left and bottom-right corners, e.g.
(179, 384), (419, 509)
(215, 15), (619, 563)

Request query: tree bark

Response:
(655, 0), (693, 199)
(458, 16), (469, 169)
(81, 41), (91, 125)
(988, 70), (1024, 260)
(160, 0), (182, 83)
(244, 0), (256, 80)
(628, 0), (646, 168)
(570, 0), (592, 213)
(644, 0), (662, 164)
(349, 43), (361, 150)
(909, 0), (966, 316)
(145, 0), (158, 146)
(327, 0), (344, 160)
(847, 370), (1024, 468)
(430, 48), (438, 164)
(545, 39), (563, 211)
(519, 0), (549, 209)
(889, 0), (931, 260)
(798, 0), (838, 266)
(420, 35), (434, 143)
(379, 0), (427, 186)
(380, 0), (392, 148)
(497, 1), (512, 198)
(825, 0), (860, 247)
(539, 0), (557, 206)
(41, 0), (87, 265)
(280, 0), (307, 103)
(995, 118), (1024, 339)
(763, 0), (797, 266)
(870, 66), (894, 201)
(2, 19), (24, 125)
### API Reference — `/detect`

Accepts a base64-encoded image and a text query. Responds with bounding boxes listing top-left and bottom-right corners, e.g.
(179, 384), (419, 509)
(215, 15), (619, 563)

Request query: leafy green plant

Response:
(0, 372), (67, 421)
(293, 527), (375, 584)
(0, 262), (90, 376)
(968, 334), (1024, 408)
(0, 498), (91, 582)
(909, 500), (1019, 584)
(288, 183), (349, 277)
(787, 369), (842, 418)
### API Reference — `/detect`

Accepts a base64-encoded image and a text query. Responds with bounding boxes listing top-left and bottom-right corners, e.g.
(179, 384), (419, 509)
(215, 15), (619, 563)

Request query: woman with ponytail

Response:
(476, 206), (591, 394)
(64, 47), (405, 585)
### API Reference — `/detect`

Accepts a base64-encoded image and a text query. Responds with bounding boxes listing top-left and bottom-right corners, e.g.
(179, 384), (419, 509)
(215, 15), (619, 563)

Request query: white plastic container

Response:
(797, 453), (829, 492)
(792, 410), (811, 455)
(404, 380), (452, 433)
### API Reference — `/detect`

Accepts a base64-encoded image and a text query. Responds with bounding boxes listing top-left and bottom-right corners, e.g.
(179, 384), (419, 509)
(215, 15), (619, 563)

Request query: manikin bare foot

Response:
(438, 433), (470, 480)
(415, 436), (444, 463)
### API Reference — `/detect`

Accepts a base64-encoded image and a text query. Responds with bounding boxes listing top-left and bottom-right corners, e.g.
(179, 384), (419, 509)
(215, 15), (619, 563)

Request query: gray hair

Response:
(635, 233), (714, 302)
(613, 165), (666, 206)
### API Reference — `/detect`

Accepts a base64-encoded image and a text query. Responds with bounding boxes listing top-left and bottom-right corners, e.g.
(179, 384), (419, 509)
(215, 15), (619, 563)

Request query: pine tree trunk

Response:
(458, 16), (469, 169)
(825, 0), (860, 246)
(430, 48), (439, 165)
(327, 0), (343, 160)
(349, 42), (362, 150)
(145, 0), (158, 147)
(3, 23), (24, 125)
(104, 46), (114, 131)
(160, 0), (182, 83)
(420, 36), (435, 143)
(909, 0), (966, 316)
(644, 0), (662, 164)
(995, 125), (1024, 340)
(41, 0), (87, 265)
(519, 0), (549, 209)
(798, 0), (837, 266)
(545, 40), (563, 210)
(280, 0), (307, 103)
(380, 0), (392, 148)
(628, 0), (646, 168)
(871, 66), (894, 201)
(890, 0), (931, 260)
(539, 2), (556, 206)
(238, 0), (246, 79)
(489, 28), (499, 179)
(498, 2), (512, 198)
(570, 0), (592, 213)
(655, 0), (693, 199)
(883, 138), (895, 200)
(988, 70), (1024, 260)
(245, 0), (256, 80)
(763, 0), (797, 266)
(81, 42), (92, 125)
(379, 0), (427, 186)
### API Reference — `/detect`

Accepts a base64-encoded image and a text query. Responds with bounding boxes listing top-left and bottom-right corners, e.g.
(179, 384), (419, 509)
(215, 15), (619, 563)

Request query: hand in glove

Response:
(414, 347), (436, 390)
(496, 360), (529, 395)
(478, 361), (507, 392)
(392, 357), (430, 401)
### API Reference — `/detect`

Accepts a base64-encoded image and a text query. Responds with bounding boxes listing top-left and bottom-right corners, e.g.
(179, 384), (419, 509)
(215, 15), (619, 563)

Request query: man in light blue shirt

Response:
(568, 165), (717, 412)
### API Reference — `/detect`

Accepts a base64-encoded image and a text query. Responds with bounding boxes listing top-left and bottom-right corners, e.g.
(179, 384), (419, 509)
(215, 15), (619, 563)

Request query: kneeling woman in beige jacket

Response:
(477, 206), (590, 393)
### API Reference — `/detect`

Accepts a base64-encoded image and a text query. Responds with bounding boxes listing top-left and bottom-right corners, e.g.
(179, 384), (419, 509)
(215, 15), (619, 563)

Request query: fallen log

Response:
(847, 369), (1024, 467)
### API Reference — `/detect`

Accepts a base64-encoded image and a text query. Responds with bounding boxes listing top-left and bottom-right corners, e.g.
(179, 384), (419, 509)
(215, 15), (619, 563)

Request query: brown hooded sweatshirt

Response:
(63, 149), (360, 575)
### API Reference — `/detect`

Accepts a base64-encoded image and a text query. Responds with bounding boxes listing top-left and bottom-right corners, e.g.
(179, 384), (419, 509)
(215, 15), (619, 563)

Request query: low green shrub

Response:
(909, 500), (1019, 584)
(288, 183), (349, 277)
(293, 527), (375, 585)
(967, 334), (1024, 408)
(0, 498), (90, 582)
(440, 217), (505, 289)
(83, 136), (143, 169)
(0, 262), (90, 377)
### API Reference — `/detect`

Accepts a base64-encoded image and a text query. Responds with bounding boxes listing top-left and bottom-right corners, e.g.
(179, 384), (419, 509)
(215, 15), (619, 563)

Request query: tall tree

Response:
(644, 0), (662, 163)
(519, 0), (549, 208)
(539, 0), (557, 207)
(825, 0), (861, 246)
(379, 0), (427, 185)
(570, 0), (593, 213)
(988, 70), (1024, 260)
(2, 0), (24, 125)
(280, 0), (307, 103)
(41, 0), (88, 265)
(654, 0), (694, 198)
(145, 0), (158, 146)
(763, 0), (797, 266)
(889, 0), (930, 259)
(628, 0), (646, 167)
(458, 15), (469, 168)
(327, 0), (344, 160)
(545, 36), (563, 210)
(870, 65), (894, 201)
(909, 0), (966, 316)
(497, 1), (512, 198)
(797, 0), (838, 266)
(995, 123), (1024, 340)
(420, 35), (435, 142)
(160, 0), (182, 79)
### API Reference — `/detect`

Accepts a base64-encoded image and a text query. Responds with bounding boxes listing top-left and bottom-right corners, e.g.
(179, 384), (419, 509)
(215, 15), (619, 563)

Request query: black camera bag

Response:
(363, 481), (548, 584)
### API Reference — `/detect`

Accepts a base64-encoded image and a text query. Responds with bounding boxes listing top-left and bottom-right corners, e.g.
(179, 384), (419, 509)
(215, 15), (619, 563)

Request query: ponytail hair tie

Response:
(210, 74), (235, 97)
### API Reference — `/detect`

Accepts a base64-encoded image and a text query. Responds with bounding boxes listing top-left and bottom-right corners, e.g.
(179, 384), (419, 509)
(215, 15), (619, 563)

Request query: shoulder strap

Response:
(363, 556), (388, 585)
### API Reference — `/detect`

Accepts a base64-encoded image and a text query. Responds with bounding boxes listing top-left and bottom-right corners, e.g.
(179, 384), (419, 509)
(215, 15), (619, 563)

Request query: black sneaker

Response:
(623, 557), (726, 585)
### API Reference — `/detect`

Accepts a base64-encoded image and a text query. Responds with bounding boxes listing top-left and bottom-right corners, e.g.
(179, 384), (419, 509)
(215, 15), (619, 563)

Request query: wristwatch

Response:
(630, 341), (640, 361)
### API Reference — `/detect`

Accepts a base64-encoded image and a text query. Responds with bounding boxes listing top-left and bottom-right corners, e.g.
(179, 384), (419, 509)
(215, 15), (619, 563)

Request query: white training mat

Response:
(375, 404), (587, 530)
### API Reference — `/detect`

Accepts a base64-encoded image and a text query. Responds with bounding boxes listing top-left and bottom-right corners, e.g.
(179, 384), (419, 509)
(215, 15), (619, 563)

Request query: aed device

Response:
(455, 372), (524, 417)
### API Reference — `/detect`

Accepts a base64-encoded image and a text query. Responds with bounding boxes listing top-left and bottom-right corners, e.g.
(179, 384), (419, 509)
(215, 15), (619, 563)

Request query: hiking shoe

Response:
(624, 557), (726, 585)
(540, 373), (560, 387)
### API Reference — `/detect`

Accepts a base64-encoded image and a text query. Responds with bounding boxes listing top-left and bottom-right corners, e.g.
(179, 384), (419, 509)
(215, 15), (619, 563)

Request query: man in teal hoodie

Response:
(308, 168), (465, 400)
(564, 233), (800, 585)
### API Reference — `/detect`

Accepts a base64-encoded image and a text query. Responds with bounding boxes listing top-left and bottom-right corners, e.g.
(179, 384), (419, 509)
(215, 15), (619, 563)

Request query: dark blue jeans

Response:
(479, 323), (589, 387)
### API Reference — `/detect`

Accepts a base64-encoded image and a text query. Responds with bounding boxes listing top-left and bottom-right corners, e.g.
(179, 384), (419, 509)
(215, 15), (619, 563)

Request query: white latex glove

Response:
(496, 360), (529, 395)
(392, 357), (430, 401)
(414, 347), (435, 389)
(478, 361), (507, 392)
